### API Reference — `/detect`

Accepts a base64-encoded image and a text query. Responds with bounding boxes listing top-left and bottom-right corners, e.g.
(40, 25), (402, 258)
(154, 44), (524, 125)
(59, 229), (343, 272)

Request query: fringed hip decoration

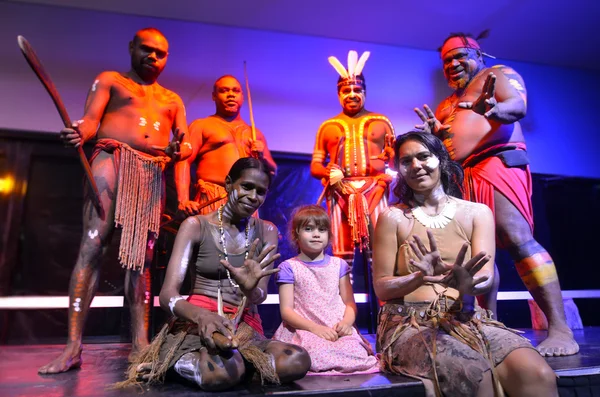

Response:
(114, 144), (169, 272)
(379, 287), (513, 397)
(347, 192), (370, 251)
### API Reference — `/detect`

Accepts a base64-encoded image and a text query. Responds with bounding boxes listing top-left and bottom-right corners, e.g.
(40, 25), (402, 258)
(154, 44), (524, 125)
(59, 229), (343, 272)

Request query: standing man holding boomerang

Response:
(39, 27), (192, 374)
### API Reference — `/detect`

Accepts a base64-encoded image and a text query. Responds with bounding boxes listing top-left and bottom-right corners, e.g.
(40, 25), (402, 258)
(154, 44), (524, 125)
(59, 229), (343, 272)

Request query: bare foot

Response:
(536, 327), (579, 356)
(38, 345), (83, 374)
(136, 362), (153, 381)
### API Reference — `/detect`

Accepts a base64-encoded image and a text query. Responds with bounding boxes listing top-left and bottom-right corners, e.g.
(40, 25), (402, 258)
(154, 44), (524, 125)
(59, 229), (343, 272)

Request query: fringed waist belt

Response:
(331, 174), (392, 250)
(92, 138), (170, 271)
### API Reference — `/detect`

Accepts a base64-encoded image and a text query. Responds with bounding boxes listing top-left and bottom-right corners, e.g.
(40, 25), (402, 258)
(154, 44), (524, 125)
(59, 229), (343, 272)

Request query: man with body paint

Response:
(311, 50), (395, 292)
(39, 27), (191, 374)
(414, 32), (578, 356)
(175, 75), (277, 217)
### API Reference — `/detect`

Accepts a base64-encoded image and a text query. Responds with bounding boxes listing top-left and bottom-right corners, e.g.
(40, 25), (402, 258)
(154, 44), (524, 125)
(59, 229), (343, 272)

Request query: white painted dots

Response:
(139, 117), (147, 127)
(73, 297), (82, 312)
(153, 121), (160, 131)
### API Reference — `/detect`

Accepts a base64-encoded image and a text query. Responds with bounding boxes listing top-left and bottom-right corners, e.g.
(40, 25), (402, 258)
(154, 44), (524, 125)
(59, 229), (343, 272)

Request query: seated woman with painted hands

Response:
(408, 230), (492, 299)
(117, 157), (311, 391)
(374, 131), (557, 397)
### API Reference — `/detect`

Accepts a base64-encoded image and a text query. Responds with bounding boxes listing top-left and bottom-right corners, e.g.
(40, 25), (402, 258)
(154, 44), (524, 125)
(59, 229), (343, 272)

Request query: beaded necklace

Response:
(217, 204), (250, 289)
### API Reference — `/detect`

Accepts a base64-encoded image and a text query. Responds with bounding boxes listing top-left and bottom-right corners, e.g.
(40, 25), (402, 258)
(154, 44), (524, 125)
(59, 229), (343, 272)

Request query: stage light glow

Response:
(0, 175), (15, 194)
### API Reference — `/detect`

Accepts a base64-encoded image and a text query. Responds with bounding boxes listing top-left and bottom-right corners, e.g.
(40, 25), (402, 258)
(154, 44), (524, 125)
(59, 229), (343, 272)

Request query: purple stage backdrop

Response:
(1, 1), (599, 179)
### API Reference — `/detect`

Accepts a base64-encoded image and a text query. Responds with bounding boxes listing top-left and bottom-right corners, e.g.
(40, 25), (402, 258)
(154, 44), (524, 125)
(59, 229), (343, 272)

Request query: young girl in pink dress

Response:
(273, 205), (379, 375)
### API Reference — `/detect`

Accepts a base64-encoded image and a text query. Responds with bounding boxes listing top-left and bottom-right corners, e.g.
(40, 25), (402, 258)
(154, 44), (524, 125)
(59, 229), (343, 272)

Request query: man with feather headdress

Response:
(414, 32), (579, 356)
(311, 50), (395, 285)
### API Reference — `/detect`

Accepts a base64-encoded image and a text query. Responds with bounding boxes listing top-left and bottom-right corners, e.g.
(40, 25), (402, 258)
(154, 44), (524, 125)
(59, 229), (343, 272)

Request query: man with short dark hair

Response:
(39, 27), (190, 374)
(175, 75), (277, 216)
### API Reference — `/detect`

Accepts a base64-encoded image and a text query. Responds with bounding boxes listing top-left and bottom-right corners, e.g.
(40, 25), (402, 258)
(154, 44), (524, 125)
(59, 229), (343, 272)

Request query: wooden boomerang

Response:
(17, 35), (104, 219)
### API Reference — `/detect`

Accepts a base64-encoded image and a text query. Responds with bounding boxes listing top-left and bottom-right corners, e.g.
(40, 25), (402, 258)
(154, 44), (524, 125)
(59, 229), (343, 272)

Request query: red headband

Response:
(440, 37), (481, 58)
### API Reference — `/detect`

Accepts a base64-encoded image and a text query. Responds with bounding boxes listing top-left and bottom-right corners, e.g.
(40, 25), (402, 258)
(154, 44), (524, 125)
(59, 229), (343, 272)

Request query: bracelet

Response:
(254, 287), (265, 302)
(168, 295), (185, 316)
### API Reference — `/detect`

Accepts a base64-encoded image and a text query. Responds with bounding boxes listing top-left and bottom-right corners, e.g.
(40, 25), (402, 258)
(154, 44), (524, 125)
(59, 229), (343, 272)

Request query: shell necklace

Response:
(411, 197), (456, 229)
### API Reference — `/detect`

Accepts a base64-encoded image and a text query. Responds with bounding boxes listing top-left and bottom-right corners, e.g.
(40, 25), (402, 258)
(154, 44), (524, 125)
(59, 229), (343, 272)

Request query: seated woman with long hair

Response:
(117, 157), (311, 391)
(373, 131), (557, 396)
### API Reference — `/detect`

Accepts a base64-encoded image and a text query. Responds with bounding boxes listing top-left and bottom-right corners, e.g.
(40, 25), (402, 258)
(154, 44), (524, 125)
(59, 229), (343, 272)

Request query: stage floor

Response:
(1, 328), (599, 397)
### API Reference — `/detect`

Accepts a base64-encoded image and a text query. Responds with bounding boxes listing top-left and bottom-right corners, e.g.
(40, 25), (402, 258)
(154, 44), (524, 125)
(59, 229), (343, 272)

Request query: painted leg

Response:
(125, 268), (151, 362)
(172, 349), (245, 391)
(494, 191), (578, 356)
(125, 233), (157, 361)
(38, 151), (118, 374)
(262, 340), (311, 383)
(514, 248), (578, 356)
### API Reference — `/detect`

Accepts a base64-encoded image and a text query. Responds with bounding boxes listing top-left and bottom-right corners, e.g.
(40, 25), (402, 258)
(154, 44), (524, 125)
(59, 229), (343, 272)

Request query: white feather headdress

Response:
(328, 50), (370, 87)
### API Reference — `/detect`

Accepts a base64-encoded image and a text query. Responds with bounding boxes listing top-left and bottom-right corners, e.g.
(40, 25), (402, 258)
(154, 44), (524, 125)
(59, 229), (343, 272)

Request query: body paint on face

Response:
(153, 121), (160, 131)
(139, 117), (147, 127)
(425, 155), (440, 170)
(399, 154), (440, 177)
(229, 189), (239, 203)
(443, 48), (482, 91)
(338, 84), (365, 113)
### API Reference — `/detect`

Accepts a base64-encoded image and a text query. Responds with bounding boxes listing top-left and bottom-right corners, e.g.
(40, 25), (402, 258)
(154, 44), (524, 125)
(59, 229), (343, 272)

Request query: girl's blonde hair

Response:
(289, 205), (333, 252)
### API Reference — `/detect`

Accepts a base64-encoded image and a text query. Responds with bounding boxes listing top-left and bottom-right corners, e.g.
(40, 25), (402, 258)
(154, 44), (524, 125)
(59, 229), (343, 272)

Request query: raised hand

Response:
(458, 73), (498, 118)
(414, 104), (451, 134)
(152, 128), (185, 160)
(370, 133), (395, 162)
(408, 230), (452, 277)
(426, 243), (492, 296)
(220, 239), (280, 294)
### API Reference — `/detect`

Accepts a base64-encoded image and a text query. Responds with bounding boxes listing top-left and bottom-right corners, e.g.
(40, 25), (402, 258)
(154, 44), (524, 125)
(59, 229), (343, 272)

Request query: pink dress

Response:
(273, 255), (379, 375)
